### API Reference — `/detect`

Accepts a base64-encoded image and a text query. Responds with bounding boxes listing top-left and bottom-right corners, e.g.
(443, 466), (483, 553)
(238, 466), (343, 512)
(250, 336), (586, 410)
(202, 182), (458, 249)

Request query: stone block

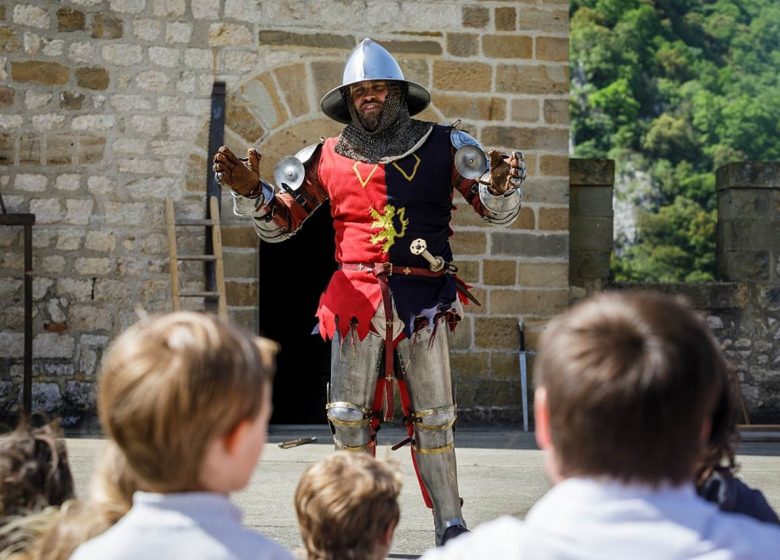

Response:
(34, 332), (76, 359)
(0, 332), (24, 358)
(13, 5), (49, 29)
(544, 99), (569, 125)
(482, 126), (568, 152)
(31, 383), (62, 414)
(153, 0), (185, 17)
(446, 33), (478, 57)
(57, 278), (94, 301)
(133, 18), (161, 41)
(29, 199), (62, 224)
(570, 185), (614, 217)
(719, 251), (769, 282)
(450, 351), (490, 382)
(101, 44), (143, 66)
(64, 199), (94, 225)
(496, 64), (567, 95)
(226, 101), (265, 144)
(570, 158), (615, 186)
(274, 64), (310, 118)
(510, 99), (539, 123)
(148, 46), (181, 68)
(77, 135), (106, 164)
(518, 262), (569, 288)
(69, 305), (114, 331)
(110, 0), (146, 13)
(509, 207), (536, 230)
(484, 259), (516, 285)
(379, 39), (442, 56)
(475, 379), (521, 408)
(541, 155), (569, 177)
(454, 259), (479, 284)
(539, 207), (569, 231)
(0, 26), (21, 52)
(226, 280), (257, 306)
(434, 61), (492, 92)
(60, 91), (85, 110)
(258, 30), (354, 49)
(56, 230), (83, 251)
(0, 133), (13, 165)
(92, 14), (123, 39)
(483, 35), (532, 59)
(11, 60), (69, 85)
(75, 257), (111, 276)
(192, 0), (219, 19)
(136, 70), (168, 92)
(570, 251), (610, 285)
(166, 21), (191, 43)
(68, 41), (97, 63)
(436, 94), (505, 121)
(495, 6), (517, 31)
(57, 8), (85, 32)
(716, 161), (780, 191)
(0, 86), (12, 106)
(64, 381), (96, 411)
(448, 316), (472, 350)
(208, 23), (253, 46)
(32, 114), (65, 131)
(462, 5), (489, 28)
(222, 226), (259, 248)
(310, 60), (343, 102)
(492, 232), (568, 258)
(224, 251), (258, 279)
(519, 7), (568, 33)
(536, 37), (569, 62)
(450, 231), (487, 255)
(490, 288), (569, 316)
(492, 351), (535, 382)
(237, 75), (288, 129)
(45, 134), (75, 165)
(227, 308), (257, 332)
(19, 135), (42, 165)
(475, 317), (520, 350)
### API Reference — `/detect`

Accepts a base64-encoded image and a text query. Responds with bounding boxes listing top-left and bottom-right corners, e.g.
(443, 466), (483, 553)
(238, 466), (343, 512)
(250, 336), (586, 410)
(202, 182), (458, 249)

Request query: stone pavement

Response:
(65, 425), (780, 559)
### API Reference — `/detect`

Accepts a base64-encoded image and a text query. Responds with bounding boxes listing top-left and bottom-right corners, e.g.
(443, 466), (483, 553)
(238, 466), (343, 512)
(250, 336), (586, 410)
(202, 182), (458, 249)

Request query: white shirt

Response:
(70, 491), (293, 560)
(420, 477), (780, 559)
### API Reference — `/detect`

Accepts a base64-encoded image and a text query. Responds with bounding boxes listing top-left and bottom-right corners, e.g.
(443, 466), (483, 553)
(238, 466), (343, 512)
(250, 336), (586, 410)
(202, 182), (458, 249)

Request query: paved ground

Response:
(65, 425), (780, 559)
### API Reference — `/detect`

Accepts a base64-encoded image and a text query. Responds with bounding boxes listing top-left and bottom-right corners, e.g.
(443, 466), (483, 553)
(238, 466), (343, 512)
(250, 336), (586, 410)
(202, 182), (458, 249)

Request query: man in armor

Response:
(213, 38), (526, 545)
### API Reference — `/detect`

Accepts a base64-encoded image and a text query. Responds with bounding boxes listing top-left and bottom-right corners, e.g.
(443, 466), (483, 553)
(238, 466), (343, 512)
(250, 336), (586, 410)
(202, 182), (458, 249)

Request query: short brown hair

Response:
(295, 452), (402, 560)
(536, 291), (728, 485)
(0, 418), (74, 519)
(98, 312), (277, 492)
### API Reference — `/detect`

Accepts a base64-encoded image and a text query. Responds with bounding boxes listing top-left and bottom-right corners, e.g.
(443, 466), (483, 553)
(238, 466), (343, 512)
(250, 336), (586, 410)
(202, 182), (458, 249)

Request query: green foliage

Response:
(571, 0), (780, 282)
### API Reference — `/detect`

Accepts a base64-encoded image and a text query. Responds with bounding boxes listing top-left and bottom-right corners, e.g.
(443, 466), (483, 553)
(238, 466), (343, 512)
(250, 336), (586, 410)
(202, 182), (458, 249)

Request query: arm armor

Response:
(231, 142), (328, 243)
(450, 129), (522, 226)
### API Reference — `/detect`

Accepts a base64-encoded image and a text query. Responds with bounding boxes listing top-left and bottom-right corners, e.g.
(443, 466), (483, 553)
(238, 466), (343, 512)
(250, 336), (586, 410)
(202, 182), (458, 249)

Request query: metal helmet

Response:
(320, 38), (431, 124)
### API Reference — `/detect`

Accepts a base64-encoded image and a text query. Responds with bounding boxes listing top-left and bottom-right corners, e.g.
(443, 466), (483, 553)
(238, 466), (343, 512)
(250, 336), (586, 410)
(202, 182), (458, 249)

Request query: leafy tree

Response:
(571, 0), (780, 282)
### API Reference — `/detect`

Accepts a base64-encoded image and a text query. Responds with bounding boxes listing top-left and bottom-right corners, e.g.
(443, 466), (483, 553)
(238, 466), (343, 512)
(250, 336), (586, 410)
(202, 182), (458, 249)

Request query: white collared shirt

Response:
(421, 477), (780, 559)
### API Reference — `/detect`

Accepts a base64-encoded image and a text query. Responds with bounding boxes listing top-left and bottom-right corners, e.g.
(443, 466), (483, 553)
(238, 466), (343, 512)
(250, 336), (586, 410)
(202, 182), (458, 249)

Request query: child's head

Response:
(98, 312), (278, 493)
(88, 442), (138, 525)
(295, 452), (402, 560)
(0, 417), (75, 519)
(535, 291), (729, 486)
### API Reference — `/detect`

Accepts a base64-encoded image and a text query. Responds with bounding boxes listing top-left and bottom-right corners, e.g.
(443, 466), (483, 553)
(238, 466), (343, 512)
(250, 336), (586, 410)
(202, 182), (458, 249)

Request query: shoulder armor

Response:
(295, 141), (324, 164)
(450, 129), (483, 151)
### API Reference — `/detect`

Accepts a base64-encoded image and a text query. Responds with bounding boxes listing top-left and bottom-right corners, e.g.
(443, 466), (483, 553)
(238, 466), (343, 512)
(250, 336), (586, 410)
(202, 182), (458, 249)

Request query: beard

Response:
(357, 103), (383, 131)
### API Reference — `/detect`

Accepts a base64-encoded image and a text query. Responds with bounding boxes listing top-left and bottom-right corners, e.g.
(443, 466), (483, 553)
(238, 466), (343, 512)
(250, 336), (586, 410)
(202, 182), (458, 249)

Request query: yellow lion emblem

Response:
(369, 204), (408, 253)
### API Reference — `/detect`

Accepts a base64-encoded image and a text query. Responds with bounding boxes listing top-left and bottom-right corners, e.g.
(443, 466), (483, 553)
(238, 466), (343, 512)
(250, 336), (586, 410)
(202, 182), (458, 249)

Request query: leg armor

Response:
(326, 327), (383, 452)
(397, 318), (466, 545)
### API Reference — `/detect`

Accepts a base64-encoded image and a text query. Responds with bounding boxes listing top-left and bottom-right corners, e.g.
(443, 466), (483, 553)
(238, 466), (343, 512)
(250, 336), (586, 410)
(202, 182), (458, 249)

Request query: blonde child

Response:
(70, 312), (292, 560)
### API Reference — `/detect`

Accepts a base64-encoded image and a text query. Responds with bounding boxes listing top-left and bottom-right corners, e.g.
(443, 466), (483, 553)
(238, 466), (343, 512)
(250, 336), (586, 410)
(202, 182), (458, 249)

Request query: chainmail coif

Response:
(335, 82), (432, 164)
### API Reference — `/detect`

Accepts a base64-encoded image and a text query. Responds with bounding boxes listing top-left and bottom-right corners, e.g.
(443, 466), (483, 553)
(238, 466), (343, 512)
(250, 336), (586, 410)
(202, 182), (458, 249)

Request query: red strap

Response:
(375, 266), (395, 421)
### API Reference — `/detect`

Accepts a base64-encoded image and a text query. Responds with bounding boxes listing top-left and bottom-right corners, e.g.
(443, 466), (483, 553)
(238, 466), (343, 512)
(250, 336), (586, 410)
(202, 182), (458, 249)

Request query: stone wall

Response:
(569, 159), (780, 423)
(0, 1), (569, 425)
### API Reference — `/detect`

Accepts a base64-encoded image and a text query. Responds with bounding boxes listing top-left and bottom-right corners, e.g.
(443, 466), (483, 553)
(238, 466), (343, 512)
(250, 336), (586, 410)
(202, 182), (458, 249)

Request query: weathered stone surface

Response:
(482, 126), (568, 152)
(101, 44), (143, 66)
(490, 288), (569, 316)
(77, 135), (106, 164)
(0, 133), (13, 165)
(716, 161), (780, 190)
(0, 26), (21, 52)
(64, 381), (96, 411)
(0, 86), (13, 106)
(60, 91), (85, 110)
(475, 317), (522, 350)
(483, 259), (516, 286)
(0, 332), (24, 358)
(538, 207), (569, 231)
(519, 7), (568, 33)
(148, 46), (180, 67)
(483, 35), (532, 59)
(544, 99), (568, 125)
(165, 21), (191, 43)
(436, 94), (505, 121)
(449, 231), (487, 255)
(19, 135), (42, 165)
(31, 383), (62, 414)
(434, 61), (492, 92)
(34, 332), (76, 359)
(310, 60), (343, 103)
(226, 100), (265, 144)
(259, 30), (354, 49)
(153, 0), (186, 17)
(536, 37), (568, 62)
(11, 60), (69, 85)
(495, 6), (517, 30)
(46, 134), (75, 165)
(75, 66), (110, 90)
(273, 64), (310, 118)
(14, 5), (49, 29)
(518, 262), (568, 288)
(208, 23), (252, 46)
(69, 305), (114, 331)
(462, 5), (489, 28)
(496, 64), (568, 95)
(57, 8), (85, 32)
(492, 232), (568, 258)
(222, 226), (259, 249)
(446, 33), (478, 57)
(541, 155), (569, 176)
(509, 207), (536, 230)
(510, 99), (539, 123)
(226, 280), (257, 306)
(92, 14), (123, 39)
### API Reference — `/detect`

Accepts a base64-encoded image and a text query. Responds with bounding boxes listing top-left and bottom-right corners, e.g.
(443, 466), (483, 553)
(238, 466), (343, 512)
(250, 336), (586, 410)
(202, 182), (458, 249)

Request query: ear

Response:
(223, 419), (251, 456)
(534, 387), (552, 450)
(382, 521), (396, 547)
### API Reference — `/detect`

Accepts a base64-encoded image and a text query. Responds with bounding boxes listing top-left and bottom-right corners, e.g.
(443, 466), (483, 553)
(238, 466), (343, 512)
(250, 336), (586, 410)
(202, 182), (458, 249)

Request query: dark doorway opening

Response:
(259, 202), (336, 424)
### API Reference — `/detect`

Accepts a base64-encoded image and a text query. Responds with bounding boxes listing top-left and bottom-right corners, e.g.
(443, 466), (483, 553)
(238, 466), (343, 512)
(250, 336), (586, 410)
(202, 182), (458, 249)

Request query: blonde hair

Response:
(98, 312), (278, 492)
(295, 453), (402, 560)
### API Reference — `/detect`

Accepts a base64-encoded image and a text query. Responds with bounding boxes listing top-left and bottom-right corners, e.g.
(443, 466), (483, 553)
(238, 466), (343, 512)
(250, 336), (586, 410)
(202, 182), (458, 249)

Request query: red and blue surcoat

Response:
(270, 124), (492, 341)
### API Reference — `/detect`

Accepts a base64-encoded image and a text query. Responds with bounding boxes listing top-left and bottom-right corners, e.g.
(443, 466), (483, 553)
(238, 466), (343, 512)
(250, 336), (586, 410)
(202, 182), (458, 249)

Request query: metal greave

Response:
(397, 319), (465, 544)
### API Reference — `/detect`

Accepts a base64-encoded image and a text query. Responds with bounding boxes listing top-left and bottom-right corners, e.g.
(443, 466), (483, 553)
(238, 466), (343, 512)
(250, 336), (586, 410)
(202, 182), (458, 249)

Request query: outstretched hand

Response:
(487, 150), (527, 196)
(212, 146), (262, 197)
